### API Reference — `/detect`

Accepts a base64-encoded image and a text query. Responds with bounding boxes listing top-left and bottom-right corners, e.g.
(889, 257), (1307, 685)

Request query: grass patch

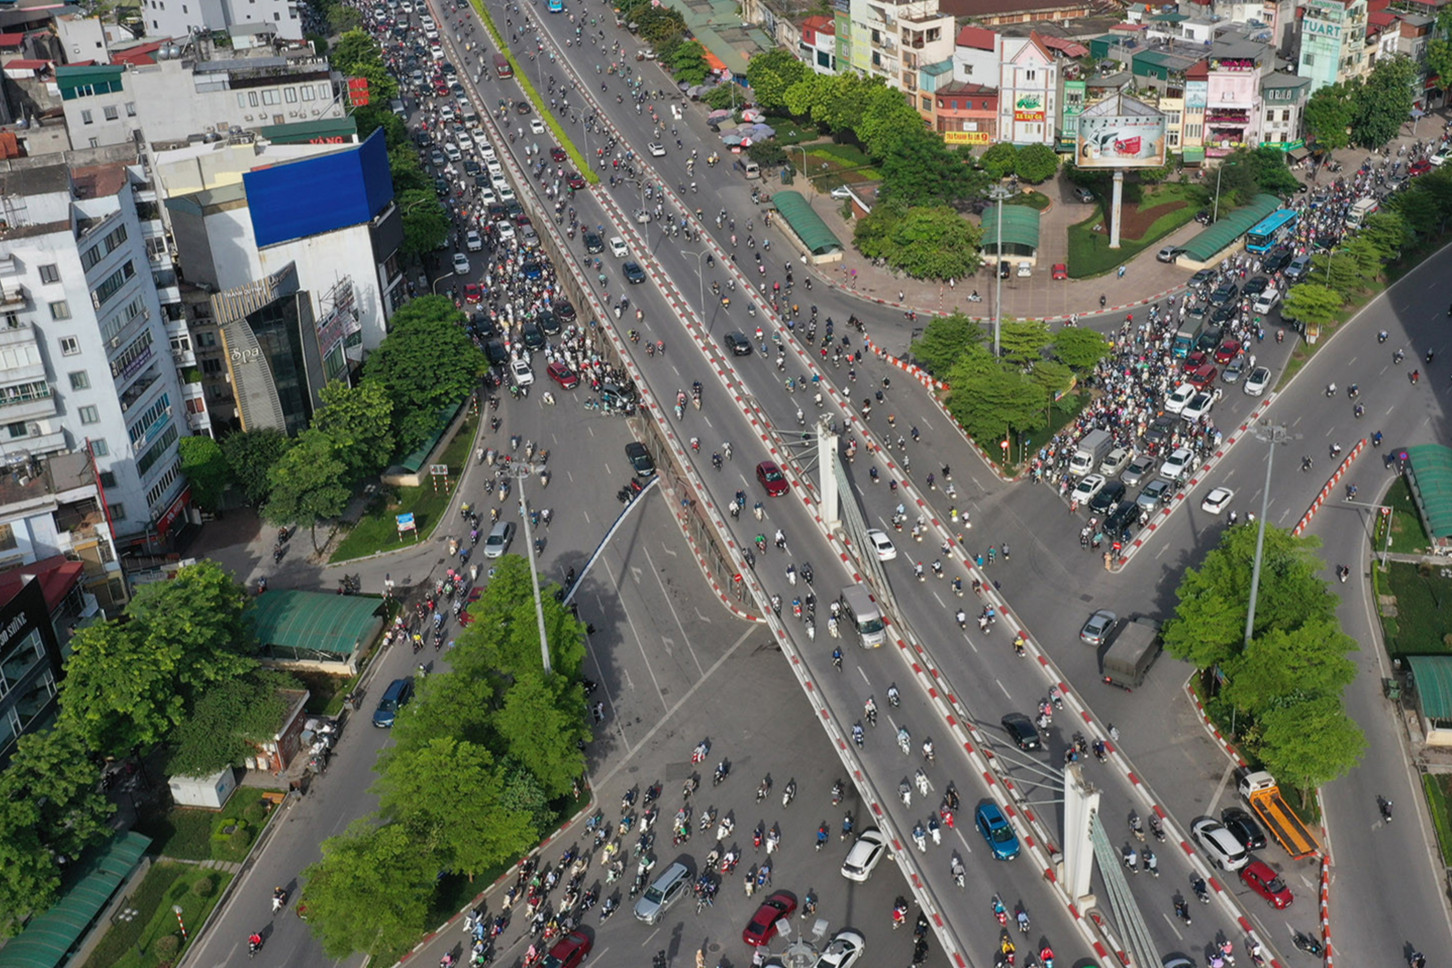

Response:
(1066, 199), (1198, 278)
(1423, 773), (1452, 866)
(132, 789), (281, 862)
(1379, 475), (1429, 555)
(1005, 190), (1051, 211)
(804, 142), (880, 184)
(292, 668), (356, 716)
(763, 116), (819, 145)
(79, 862), (233, 968)
(330, 412), (478, 562)
(1380, 560), (1452, 658)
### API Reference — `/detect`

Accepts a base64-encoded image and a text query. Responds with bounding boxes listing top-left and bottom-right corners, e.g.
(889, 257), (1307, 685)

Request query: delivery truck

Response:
(1172, 318), (1205, 359)
(1100, 617), (1162, 691)
(1237, 769), (1319, 859)
(1069, 429), (1113, 476)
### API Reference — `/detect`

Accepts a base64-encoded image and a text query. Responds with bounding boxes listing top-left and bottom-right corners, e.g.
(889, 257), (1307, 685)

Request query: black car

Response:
(1263, 247), (1293, 272)
(998, 260), (1010, 279)
(583, 231), (604, 254)
(625, 441), (655, 477)
(1000, 713), (1041, 752)
(1189, 268), (1216, 289)
(1242, 276), (1269, 297)
(1143, 414), (1178, 449)
(515, 100), (531, 114)
(1221, 807), (1267, 851)
(537, 309), (559, 335)
(1194, 209), (1214, 225)
(1210, 305), (1236, 325)
(484, 338), (509, 368)
(470, 313), (498, 339)
(555, 299), (576, 322)
(723, 331), (753, 356)
(1088, 480), (1126, 514)
(623, 261), (647, 284)
(522, 320), (546, 352)
(1209, 283), (1239, 306)
(1103, 500), (1138, 542)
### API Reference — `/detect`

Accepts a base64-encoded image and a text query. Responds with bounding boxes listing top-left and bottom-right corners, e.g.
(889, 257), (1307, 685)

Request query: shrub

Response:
(153, 935), (181, 958)
(192, 876), (215, 898)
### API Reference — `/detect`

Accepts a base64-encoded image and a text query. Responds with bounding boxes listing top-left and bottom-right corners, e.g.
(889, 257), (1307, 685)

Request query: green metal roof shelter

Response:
(1405, 657), (1452, 731)
(980, 204), (1040, 257)
(771, 191), (842, 256)
(252, 589), (385, 662)
(1178, 194), (1280, 263)
(0, 831), (152, 968)
(1404, 444), (1452, 551)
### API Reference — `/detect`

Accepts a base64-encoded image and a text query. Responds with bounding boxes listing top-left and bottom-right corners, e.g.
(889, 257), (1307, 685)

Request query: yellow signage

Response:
(944, 130), (991, 145)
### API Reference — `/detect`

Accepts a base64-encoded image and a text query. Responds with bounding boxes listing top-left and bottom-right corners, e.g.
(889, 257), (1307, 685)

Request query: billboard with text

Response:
(1076, 113), (1167, 169)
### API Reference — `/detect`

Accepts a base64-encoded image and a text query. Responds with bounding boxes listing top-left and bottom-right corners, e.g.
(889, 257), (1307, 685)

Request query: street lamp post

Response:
(683, 248), (711, 326)
(788, 145), (812, 206)
(987, 184), (1013, 358)
(511, 463), (552, 675)
(1244, 421), (1293, 649)
(1212, 162), (1225, 223)
(432, 270), (457, 295)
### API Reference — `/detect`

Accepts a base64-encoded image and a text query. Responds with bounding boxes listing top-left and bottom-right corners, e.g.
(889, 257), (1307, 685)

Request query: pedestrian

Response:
(1117, 265), (1126, 278)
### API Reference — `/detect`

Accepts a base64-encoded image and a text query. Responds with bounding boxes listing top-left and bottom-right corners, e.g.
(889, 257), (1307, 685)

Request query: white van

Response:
(839, 584), (886, 648)
(1252, 287), (1280, 314)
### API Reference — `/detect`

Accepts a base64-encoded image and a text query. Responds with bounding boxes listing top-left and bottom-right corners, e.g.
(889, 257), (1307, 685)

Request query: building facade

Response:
(1298, 0), (1368, 93)
(996, 35), (1056, 145)
(799, 15), (837, 73)
(140, 0), (303, 42)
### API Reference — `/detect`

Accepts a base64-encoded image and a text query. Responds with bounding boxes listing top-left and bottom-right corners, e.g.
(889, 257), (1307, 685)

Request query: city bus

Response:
(1244, 208), (1299, 254)
(546, 0), (563, 11)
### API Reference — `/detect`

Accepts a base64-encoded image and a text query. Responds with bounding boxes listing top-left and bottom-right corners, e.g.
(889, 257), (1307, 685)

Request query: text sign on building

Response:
(347, 77), (371, 107)
(1304, 0), (1345, 39)
(944, 130), (992, 145)
(1014, 93), (1045, 122)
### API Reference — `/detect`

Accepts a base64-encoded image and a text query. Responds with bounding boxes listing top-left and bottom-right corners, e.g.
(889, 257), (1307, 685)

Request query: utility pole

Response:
(1244, 421), (1294, 648)
(513, 462), (552, 675)
(988, 184), (1013, 358)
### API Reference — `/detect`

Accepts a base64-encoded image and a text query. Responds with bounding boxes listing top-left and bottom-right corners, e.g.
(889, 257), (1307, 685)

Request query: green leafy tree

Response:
(326, 2), (362, 32)
(302, 821), (438, 958)
(1243, 145), (1300, 196)
(1255, 694), (1365, 797)
(0, 795), (59, 934)
(500, 763), (553, 836)
(878, 130), (977, 206)
(1281, 282), (1344, 327)
(354, 104), (406, 149)
(449, 556), (587, 684)
(670, 40), (709, 85)
(1, 725), (113, 865)
(1351, 56), (1417, 148)
(702, 83), (747, 111)
(362, 295), (485, 451)
(1026, 358), (1073, 399)
(376, 737), (536, 877)
(166, 672), (291, 777)
(979, 142), (1019, 180)
(1014, 143), (1059, 184)
(1425, 9), (1452, 95)
(852, 200), (904, 261)
(392, 670), (497, 750)
(262, 429), (350, 551)
(745, 48), (807, 111)
(1358, 209), (1410, 260)
(1303, 83), (1354, 151)
(388, 145), (430, 194)
(1215, 152), (1261, 208)
(996, 319), (1053, 366)
(910, 313), (984, 375)
(1051, 326), (1110, 370)
(329, 29), (378, 75)
(221, 428), (293, 506)
(634, 6), (685, 46)
(178, 435), (231, 513)
(944, 356), (1048, 443)
(491, 670), (588, 798)
(313, 380), (395, 483)
(882, 206), (983, 279)
(1221, 619), (1356, 717)
(398, 188), (450, 258)
(747, 141), (787, 167)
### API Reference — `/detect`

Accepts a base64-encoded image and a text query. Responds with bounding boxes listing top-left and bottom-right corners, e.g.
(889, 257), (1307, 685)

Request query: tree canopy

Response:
(166, 671), (293, 777)
(1014, 143), (1060, 184)
(745, 49), (807, 112)
(853, 203), (983, 280)
(221, 428), (293, 506)
(398, 188), (450, 258)
(262, 429), (351, 550)
(362, 295), (485, 451)
(178, 435), (230, 512)
(312, 380), (395, 483)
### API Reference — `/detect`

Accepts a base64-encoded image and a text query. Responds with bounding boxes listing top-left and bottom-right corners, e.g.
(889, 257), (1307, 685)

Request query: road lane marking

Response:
(644, 543), (705, 676)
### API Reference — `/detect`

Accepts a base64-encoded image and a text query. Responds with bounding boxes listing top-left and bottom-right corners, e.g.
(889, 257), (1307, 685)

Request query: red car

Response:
(542, 930), (592, 968)
(1051, 263), (1068, 280)
(1182, 350), (1208, 372)
(464, 283), (483, 303)
(547, 360), (579, 390)
(742, 891), (796, 946)
(549, 146), (568, 163)
(1188, 362), (1219, 388)
(756, 461), (789, 497)
(1410, 159), (1433, 177)
(566, 171), (586, 190)
(1240, 860), (1293, 909)
(1213, 339), (1242, 364)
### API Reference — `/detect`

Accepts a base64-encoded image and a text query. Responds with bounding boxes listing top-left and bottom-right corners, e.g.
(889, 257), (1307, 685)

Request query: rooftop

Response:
(0, 452), (96, 512)
(0, 555), (86, 611)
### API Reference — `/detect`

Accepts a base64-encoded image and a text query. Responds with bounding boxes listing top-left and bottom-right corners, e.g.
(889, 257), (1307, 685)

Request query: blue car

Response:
(975, 802), (1020, 861)
(623, 261), (647, 284)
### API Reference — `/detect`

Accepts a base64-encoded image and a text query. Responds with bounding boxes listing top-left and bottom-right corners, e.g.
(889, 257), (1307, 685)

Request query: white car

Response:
(1432, 148), (1452, 167)
(839, 828), (886, 882)
(1160, 447), (1194, 481)
(510, 358), (535, 386)
(813, 929), (866, 968)
(490, 171), (509, 189)
(1243, 366), (1271, 396)
(1072, 473), (1107, 503)
(472, 131), (492, 150)
(452, 252), (470, 274)
(465, 229), (482, 252)
(1164, 382), (1196, 414)
(498, 185), (517, 202)
(479, 187), (498, 205)
(1016, 261), (1032, 278)
(865, 529), (897, 562)
(608, 236), (628, 258)
(647, 142), (666, 157)
(496, 221), (516, 241)
(1201, 486), (1234, 514)
(480, 143), (498, 162)
(1181, 391), (1214, 422)
(529, 118), (545, 135)
(1192, 817), (1249, 871)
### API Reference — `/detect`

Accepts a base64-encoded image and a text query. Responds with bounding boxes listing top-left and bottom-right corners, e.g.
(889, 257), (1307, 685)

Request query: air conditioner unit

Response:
(25, 423), (38, 436)
(110, 336), (121, 347)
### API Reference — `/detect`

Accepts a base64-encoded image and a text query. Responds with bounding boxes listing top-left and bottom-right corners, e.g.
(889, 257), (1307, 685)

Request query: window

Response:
(60, 337), (80, 356)
(99, 471), (116, 488)
(0, 523), (14, 552)
(237, 93), (248, 108)
(201, 358), (224, 375)
(103, 105), (119, 121)
(196, 331), (218, 348)
(91, 260), (136, 309)
(248, 91), (259, 107)
(1303, 53), (1315, 66)
(38, 264), (60, 284)
(125, 101), (136, 117)
(301, 85), (315, 101)
(262, 89), (280, 105)
(89, 138), (99, 149)
(110, 503), (125, 521)
(69, 371), (91, 391)
(284, 86), (297, 103)
(81, 224), (128, 270)
(78, 405), (100, 425)
(4, 422), (25, 440)
(49, 300), (71, 321)
(1025, 69), (1036, 80)
(90, 439), (109, 457)
(81, 109), (93, 125)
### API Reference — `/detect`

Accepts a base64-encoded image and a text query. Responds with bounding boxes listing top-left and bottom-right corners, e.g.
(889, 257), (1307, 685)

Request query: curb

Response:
(1293, 438), (1366, 536)
(1182, 675), (1249, 768)
(826, 279), (1188, 327)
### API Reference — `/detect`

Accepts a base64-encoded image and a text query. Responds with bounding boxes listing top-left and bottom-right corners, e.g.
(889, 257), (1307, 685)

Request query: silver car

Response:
(1121, 455), (1157, 488)
(1080, 609), (1117, 646)
(634, 861), (690, 924)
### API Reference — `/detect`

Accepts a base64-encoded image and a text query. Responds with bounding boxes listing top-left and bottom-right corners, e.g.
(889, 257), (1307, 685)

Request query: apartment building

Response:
(1298, 0), (1368, 93)
(799, 15), (837, 74)
(846, 0), (955, 111)
(949, 26), (1059, 145)
(140, 0), (304, 42)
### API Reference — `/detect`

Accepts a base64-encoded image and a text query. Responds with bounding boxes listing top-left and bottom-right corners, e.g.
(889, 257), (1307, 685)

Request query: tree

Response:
(1051, 326), (1110, 370)
(1303, 83), (1353, 151)
(491, 670), (589, 798)
(2, 725), (113, 862)
(313, 380), (395, 483)
(391, 670), (497, 750)
(221, 428), (292, 506)
(882, 206), (983, 279)
(262, 429), (351, 552)
(878, 130), (977, 205)
(375, 737), (536, 877)
(1242, 145), (1300, 196)
(1221, 619), (1357, 717)
(1281, 282), (1344, 327)
(397, 188), (450, 258)
(354, 104), (406, 150)
(747, 141), (787, 168)
(996, 319), (1053, 366)
(910, 314), (983, 375)
(1425, 8), (1452, 96)
(944, 358), (1048, 443)
(670, 40), (709, 86)
(166, 672), (291, 777)
(0, 796), (57, 934)
(1358, 209), (1410, 260)
(302, 821), (438, 958)
(1014, 143), (1059, 184)
(388, 145), (429, 194)
(363, 296), (484, 451)
(702, 82), (747, 111)
(745, 48), (807, 112)
(1255, 694), (1365, 797)
(1026, 358), (1073, 399)
(449, 556), (587, 685)
(326, 1), (362, 33)
(329, 29), (378, 75)
(1351, 56), (1417, 148)
(979, 143), (1019, 180)
(178, 435), (231, 513)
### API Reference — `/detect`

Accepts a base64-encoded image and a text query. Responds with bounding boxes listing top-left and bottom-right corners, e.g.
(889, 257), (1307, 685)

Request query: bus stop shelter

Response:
(770, 191), (844, 264)
(980, 205), (1041, 261)
(1176, 194), (1280, 265)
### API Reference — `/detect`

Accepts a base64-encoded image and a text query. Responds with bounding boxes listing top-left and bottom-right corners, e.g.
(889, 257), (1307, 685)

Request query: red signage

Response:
(347, 77), (371, 107)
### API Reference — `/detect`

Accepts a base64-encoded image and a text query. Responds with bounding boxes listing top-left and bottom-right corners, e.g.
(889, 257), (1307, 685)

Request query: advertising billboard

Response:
(245, 129), (393, 248)
(1076, 113), (1167, 168)
(944, 130), (992, 146)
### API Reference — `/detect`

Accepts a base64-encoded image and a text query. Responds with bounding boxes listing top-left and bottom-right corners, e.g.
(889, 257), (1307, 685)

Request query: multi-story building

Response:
(1204, 41), (1269, 157)
(140, 0), (303, 42)
(0, 563), (68, 766)
(847, 0), (954, 108)
(1298, 0), (1368, 93)
(0, 148), (190, 546)
(56, 31), (343, 151)
(799, 15), (838, 74)
(951, 27), (1058, 145)
(933, 81), (998, 146)
(1259, 71), (1311, 147)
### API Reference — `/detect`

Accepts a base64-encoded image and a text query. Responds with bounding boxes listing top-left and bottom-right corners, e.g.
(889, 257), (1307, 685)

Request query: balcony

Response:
(0, 255), (18, 276)
(0, 320), (37, 348)
(0, 285), (25, 310)
(0, 391), (58, 424)
(172, 347), (196, 368)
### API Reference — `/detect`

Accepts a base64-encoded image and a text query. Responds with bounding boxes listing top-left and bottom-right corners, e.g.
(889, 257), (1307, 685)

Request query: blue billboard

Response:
(244, 129), (394, 248)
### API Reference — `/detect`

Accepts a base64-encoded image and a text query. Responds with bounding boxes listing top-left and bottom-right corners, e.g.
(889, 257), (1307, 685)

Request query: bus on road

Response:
(1245, 208), (1298, 254)
(547, 0), (563, 10)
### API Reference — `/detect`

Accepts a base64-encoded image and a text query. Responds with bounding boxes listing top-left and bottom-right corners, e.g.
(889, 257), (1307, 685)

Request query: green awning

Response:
(55, 65), (123, 100)
(1177, 193), (1279, 262)
(1405, 444), (1452, 539)
(1182, 147), (1206, 163)
(258, 116), (359, 145)
(980, 204), (1041, 255)
(252, 589), (385, 658)
(1406, 656), (1452, 724)
(770, 190), (842, 255)
(0, 832), (152, 968)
